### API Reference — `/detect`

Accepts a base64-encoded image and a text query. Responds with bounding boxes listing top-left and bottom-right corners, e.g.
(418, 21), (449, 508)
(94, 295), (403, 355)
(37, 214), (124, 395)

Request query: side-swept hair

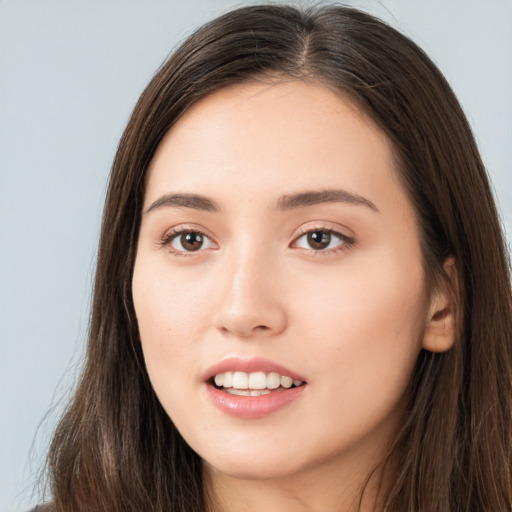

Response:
(43, 4), (512, 511)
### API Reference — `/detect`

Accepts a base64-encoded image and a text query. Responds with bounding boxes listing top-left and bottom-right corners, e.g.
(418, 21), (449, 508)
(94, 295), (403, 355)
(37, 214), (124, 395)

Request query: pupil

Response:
(307, 231), (330, 250)
(182, 232), (203, 251)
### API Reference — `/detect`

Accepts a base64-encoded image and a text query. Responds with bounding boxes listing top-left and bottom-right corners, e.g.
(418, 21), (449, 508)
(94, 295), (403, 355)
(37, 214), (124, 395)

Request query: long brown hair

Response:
(42, 4), (512, 511)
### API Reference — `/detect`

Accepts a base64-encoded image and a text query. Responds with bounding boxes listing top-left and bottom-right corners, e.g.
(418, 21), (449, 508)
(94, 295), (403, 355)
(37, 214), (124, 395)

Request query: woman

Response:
(36, 4), (512, 511)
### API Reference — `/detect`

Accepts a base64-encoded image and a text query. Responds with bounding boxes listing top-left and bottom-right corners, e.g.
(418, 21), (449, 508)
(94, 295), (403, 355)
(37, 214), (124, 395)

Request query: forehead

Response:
(145, 79), (406, 218)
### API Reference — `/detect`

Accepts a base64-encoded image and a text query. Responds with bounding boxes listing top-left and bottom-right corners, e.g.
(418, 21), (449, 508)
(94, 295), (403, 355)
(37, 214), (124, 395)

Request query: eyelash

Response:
(160, 226), (355, 257)
(160, 226), (216, 257)
(291, 226), (355, 256)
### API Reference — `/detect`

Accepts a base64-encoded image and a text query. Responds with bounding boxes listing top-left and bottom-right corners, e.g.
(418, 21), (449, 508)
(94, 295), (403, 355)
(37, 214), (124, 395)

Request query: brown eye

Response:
(180, 232), (204, 251)
(306, 231), (331, 250)
(167, 230), (215, 253)
(292, 228), (352, 253)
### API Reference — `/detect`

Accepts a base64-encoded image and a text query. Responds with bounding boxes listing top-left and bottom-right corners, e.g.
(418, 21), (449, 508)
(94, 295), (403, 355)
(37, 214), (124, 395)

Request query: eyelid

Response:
(290, 222), (356, 254)
(292, 221), (354, 240)
(160, 224), (218, 254)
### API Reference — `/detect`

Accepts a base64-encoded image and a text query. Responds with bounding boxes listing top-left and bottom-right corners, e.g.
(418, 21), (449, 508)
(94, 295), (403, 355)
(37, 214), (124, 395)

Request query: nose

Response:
(213, 249), (287, 338)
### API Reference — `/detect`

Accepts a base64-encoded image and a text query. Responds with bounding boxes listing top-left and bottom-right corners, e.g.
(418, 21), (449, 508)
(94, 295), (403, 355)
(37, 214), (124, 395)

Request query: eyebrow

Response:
(145, 188), (379, 214)
(275, 189), (379, 212)
(146, 193), (221, 213)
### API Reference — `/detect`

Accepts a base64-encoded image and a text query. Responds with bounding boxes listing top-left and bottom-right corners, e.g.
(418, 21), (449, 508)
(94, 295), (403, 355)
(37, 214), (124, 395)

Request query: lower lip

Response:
(205, 383), (306, 419)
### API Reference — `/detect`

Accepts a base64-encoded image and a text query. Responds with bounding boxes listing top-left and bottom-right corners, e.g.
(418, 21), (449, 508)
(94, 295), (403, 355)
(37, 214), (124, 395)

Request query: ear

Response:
(422, 257), (458, 353)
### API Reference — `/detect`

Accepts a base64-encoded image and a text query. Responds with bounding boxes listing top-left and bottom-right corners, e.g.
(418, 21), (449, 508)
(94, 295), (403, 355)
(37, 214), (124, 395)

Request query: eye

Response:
(164, 229), (215, 253)
(292, 229), (352, 252)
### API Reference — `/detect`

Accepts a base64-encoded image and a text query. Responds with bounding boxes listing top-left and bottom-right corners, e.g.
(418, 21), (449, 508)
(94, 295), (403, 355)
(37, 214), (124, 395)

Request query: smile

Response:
(204, 358), (307, 418)
(213, 371), (304, 396)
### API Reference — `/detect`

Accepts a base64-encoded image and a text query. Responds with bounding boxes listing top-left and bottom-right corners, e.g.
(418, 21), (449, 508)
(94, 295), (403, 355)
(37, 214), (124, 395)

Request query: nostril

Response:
(218, 323), (273, 337)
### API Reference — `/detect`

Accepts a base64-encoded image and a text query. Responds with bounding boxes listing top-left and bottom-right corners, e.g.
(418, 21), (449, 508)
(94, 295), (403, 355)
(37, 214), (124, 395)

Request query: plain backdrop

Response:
(1, 1), (511, 510)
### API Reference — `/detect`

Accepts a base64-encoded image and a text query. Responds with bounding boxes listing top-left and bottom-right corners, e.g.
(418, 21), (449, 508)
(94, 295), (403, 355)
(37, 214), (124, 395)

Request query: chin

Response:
(203, 454), (303, 481)
(196, 433), (329, 483)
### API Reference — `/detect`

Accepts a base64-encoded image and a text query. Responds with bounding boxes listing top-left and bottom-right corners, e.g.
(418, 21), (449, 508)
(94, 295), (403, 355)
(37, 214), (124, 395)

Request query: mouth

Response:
(203, 358), (307, 418)
(209, 371), (305, 396)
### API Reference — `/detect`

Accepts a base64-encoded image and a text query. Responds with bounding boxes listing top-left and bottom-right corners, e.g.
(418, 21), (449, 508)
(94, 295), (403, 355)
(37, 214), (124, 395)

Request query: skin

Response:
(132, 79), (453, 512)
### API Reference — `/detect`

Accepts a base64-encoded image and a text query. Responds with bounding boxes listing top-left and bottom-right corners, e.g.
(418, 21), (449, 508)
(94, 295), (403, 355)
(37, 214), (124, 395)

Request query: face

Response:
(132, 80), (432, 483)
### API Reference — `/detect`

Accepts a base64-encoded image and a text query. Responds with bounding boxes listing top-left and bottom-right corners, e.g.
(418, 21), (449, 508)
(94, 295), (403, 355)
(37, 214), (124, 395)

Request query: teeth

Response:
(212, 371), (304, 391)
(248, 371), (267, 389)
(226, 388), (272, 396)
(233, 371), (249, 389)
(281, 376), (293, 389)
(267, 372), (281, 389)
(251, 389), (271, 396)
(223, 371), (233, 387)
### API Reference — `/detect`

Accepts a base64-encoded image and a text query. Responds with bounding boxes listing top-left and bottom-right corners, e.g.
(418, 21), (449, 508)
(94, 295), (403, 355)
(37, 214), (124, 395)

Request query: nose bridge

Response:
(214, 235), (286, 337)
(230, 239), (268, 293)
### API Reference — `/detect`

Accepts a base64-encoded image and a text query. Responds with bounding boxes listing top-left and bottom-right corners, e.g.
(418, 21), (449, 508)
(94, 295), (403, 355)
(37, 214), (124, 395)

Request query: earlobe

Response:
(421, 257), (458, 353)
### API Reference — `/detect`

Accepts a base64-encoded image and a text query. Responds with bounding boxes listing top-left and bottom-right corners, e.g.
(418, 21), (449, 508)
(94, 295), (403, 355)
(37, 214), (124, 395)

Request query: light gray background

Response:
(1, 1), (511, 510)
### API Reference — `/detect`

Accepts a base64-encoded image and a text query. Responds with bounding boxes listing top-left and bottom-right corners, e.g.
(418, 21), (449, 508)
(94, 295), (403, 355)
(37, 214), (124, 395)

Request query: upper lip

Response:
(202, 356), (307, 383)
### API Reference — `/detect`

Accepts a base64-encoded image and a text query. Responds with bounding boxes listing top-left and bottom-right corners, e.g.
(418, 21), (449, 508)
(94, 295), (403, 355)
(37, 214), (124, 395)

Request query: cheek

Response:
(132, 270), (213, 440)
(292, 253), (427, 406)
(132, 262), (208, 386)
